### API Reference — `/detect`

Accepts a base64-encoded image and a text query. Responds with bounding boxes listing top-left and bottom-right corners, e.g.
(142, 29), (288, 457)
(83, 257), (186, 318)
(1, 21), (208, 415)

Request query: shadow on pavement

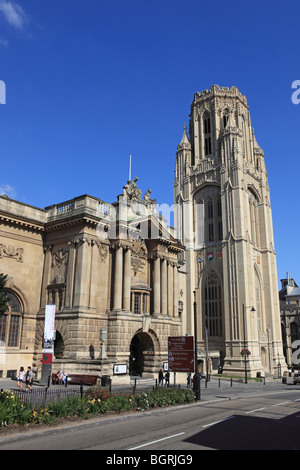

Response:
(184, 411), (300, 450)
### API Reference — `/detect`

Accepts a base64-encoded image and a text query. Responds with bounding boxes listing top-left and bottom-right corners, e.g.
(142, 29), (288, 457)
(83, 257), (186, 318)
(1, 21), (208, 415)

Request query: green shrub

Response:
(0, 387), (195, 429)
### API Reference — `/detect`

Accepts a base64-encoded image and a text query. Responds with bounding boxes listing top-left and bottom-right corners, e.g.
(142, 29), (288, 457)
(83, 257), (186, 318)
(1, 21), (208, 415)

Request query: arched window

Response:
(204, 270), (223, 337)
(0, 291), (22, 347)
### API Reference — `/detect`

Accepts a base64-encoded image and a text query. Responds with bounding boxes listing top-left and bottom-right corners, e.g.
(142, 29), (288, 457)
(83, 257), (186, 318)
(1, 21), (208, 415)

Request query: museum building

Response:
(0, 85), (287, 381)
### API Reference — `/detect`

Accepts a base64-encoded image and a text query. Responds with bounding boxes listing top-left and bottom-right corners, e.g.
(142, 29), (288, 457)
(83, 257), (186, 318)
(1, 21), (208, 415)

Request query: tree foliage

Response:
(0, 273), (10, 316)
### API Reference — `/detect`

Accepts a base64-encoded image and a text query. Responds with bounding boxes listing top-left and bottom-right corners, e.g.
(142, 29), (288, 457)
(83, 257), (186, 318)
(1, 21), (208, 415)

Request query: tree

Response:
(0, 273), (10, 316)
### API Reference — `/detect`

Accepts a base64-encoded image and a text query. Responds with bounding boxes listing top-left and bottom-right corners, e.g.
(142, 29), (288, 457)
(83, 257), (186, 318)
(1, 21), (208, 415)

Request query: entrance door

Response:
(130, 335), (144, 376)
(129, 332), (155, 377)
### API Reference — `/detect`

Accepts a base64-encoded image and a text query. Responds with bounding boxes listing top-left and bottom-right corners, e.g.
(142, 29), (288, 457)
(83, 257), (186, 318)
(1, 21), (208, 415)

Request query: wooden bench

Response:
(66, 374), (98, 385)
(52, 373), (98, 386)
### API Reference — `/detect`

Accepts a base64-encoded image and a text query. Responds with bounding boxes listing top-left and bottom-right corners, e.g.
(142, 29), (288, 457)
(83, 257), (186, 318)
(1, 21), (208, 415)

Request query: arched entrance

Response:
(129, 332), (155, 377)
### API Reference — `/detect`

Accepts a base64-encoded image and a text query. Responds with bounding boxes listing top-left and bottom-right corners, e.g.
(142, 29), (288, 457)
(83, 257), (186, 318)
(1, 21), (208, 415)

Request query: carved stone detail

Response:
(95, 241), (109, 262)
(0, 244), (23, 262)
(51, 248), (69, 268)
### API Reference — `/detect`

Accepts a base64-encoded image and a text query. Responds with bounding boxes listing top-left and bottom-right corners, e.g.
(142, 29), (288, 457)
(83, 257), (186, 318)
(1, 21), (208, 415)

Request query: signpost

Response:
(168, 336), (194, 373)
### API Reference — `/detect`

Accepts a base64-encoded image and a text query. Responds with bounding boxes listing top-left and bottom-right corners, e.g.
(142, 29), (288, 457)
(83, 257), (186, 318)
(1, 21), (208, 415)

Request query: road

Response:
(0, 382), (299, 451)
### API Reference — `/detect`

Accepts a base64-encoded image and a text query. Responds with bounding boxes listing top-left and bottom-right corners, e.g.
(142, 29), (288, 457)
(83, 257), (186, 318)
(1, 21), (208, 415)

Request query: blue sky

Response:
(0, 0), (299, 286)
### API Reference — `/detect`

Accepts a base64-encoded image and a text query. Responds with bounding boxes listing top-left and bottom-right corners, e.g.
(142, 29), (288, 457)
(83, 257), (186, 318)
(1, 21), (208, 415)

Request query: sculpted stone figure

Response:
(123, 177), (143, 203)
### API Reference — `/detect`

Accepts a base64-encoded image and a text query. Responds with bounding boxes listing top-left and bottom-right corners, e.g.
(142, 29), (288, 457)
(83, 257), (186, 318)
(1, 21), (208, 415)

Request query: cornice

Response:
(0, 211), (44, 232)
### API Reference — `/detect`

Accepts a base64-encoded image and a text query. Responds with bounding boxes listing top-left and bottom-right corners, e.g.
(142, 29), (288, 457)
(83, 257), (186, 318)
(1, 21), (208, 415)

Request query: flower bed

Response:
(0, 387), (195, 429)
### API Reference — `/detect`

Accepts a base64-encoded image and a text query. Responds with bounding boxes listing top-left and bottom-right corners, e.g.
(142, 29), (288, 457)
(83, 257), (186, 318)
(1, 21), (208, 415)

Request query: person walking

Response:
(17, 367), (25, 390)
(164, 371), (170, 387)
(25, 366), (33, 391)
(187, 372), (192, 389)
(158, 369), (164, 386)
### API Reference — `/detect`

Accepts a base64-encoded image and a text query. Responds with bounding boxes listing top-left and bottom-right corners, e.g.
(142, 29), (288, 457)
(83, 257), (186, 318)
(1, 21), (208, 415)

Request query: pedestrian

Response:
(187, 372), (192, 389)
(25, 366), (33, 391)
(62, 370), (68, 385)
(165, 371), (170, 387)
(158, 369), (164, 386)
(17, 366), (25, 390)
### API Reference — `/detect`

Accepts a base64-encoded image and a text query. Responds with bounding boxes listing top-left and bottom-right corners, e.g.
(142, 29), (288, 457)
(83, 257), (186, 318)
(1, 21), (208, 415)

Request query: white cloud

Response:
(0, 184), (17, 199)
(0, 0), (28, 30)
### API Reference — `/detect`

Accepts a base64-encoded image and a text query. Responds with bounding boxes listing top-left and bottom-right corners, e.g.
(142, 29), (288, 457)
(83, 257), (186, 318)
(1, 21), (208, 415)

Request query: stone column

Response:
(153, 255), (161, 315)
(161, 257), (167, 314)
(113, 244), (123, 310)
(173, 263), (178, 317)
(65, 240), (76, 308)
(167, 261), (174, 316)
(123, 247), (131, 311)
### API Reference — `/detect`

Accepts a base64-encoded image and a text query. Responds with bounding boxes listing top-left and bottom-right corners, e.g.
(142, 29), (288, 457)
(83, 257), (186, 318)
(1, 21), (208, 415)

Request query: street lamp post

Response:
(242, 304), (255, 384)
(193, 290), (201, 401)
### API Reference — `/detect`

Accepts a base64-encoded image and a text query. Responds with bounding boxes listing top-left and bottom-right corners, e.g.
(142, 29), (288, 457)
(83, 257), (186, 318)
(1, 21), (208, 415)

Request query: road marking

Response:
(294, 399), (300, 402)
(272, 401), (290, 407)
(202, 416), (235, 428)
(245, 407), (266, 414)
(128, 432), (185, 450)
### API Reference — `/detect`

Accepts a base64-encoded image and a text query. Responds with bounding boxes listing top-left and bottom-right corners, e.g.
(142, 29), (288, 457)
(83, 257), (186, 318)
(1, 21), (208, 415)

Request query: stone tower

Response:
(174, 85), (286, 377)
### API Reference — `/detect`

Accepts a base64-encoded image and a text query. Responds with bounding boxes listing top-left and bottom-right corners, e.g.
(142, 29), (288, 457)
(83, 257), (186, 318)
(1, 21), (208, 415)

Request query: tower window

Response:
(204, 270), (223, 337)
(218, 221), (223, 241)
(207, 199), (213, 219)
(204, 114), (212, 156)
(205, 137), (212, 156)
(204, 116), (211, 134)
(223, 113), (229, 128)
(217, 197), (222, 217)
(208, 223), (214, 242)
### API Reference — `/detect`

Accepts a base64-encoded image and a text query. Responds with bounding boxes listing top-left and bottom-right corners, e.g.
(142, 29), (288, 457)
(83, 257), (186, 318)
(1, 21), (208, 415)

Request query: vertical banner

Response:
(41, 305), (56, 385)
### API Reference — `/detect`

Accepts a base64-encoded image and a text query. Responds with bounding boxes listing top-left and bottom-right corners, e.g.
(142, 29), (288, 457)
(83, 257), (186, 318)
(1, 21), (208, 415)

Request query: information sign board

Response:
(168, 336), (194, 373)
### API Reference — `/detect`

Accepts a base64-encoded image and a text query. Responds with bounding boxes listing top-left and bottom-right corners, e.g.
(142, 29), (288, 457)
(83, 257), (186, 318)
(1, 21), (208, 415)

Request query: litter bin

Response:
(101, 375), (111, 390)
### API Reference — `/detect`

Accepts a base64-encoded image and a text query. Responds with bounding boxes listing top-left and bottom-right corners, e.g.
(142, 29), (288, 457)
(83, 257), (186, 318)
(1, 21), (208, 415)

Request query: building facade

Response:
(174, 85), (286, 377)
(0, 182), (184, 382)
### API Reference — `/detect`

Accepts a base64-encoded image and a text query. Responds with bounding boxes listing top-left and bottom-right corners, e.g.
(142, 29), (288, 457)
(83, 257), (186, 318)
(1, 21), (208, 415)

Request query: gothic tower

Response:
(174, 85), (286, 377)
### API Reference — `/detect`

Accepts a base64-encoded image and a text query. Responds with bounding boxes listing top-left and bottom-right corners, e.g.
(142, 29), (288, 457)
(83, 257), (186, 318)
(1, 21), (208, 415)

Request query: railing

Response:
(56, 200), (75, 215)
(98, 202), (111, 216)
(8, 386), (83, 405)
